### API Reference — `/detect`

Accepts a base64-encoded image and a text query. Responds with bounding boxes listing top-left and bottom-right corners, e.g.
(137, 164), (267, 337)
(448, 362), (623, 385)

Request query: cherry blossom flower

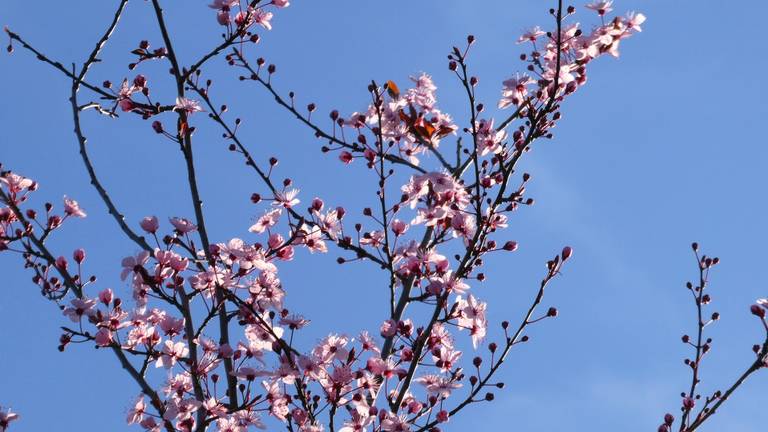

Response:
(253, 9), (274, 30)
(174, 97), (203, 115)
(139, 216), (159, 233)
(498, 73), (534, 109)
(94, 328), (114, 347)
(625, 11), (647, 32)
(381, 414), (410, 432)
(0, 173), (33, 193)
(156, 340), (189, 369)
(63, 297), (97, 322)
(415, 374), (462, 398)
(273, 189), (300, 208)
(391, 219), (408, 236)
(279, 314), (310, 330)
(358, 331), (380, 353)
(126, 396), (146, 425)
(517, 26), (545, 44)
(63, 196), (86, 218)
(585, 1), (613, 16)
(232, 366), (269, 381)
(169, 217), (197, 234)
(208, 0), (238, 9)
(312, 334), (350, 363)
(120, 250), (150, 281)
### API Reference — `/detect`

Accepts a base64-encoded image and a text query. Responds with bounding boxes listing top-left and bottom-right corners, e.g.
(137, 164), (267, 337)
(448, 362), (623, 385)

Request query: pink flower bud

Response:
(119, 98), (135, 112)
(56, 256), (68, 270)
(339, 151), (353, 164)
(140, 216), (159, 233)
(217, 10), (230, 25)
(363, 148), (376, 162)
(750, 304), (765, 318)
(276, 245), (294, 260)
(98, 288), (113, 305)
(437, 410), (450, 423)
(73, 248), (86, 264)
(561, 246), (573, 261)
(682, 396), (695, 409)
(291, 408), (307, 425)
(391, 219), (408, 236)
(311, 197), (324, 211)
(133, 74), (146, 88)
(380, 319), (397, 337)
(503, 241), (518, 251)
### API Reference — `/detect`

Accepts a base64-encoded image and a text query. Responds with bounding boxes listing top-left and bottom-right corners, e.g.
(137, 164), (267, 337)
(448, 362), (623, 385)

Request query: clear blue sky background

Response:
(2, 1), (767, 431)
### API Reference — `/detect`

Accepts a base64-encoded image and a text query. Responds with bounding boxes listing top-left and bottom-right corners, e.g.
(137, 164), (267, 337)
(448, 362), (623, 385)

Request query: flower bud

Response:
(503, 241), (518, 251)
(664, 413), (674, 425)
(72, 248), (86, 264)
(311, 197), (324, 212)
(138, 216), (159, 234)
(561, 246), (573, 261)
(99, 288), (113, 305)
(339, 151), (353, 164)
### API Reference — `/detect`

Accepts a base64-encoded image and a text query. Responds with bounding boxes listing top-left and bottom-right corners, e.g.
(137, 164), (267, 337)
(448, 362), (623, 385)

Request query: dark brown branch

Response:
(150, 0), (239, 412)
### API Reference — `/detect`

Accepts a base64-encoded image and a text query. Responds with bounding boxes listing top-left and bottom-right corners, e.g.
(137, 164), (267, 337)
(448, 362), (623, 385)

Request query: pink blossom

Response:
(380, 319), (397, 337)
(120, 250), (150, 281)
(94, 328), (114, 347)
(391, 219), (408, 236)
(273, 189), (300, 208)
(139, 216), (159, 233)
(98, 288), (113, 305)
(498, 73), (534, 109)
(415, 374), (462, 398)
(517, 26), (545, 44)
(174, 97), (203, 115)
(208, 0), (238, 9)
(279, 314), (310, 330)
(169, 217), (197, 234)
(159, 315), (185, 337)
(253, 9), (274, 30)
(248, 208), (283, 233)
(625, 12), (647, 32)
(232, 366), (269, 381)
(585, 1), (613, 16)
(358, 331), (380, 353)
(381, 415), (410, 432)
(156, 340), (189, 369)
(0, 173), (34, 193)
(63, 297), (97, 322)
(63, 196), (86, 218)
(272, 0), (290, 7)
(126, 396), (146, 425)
(312, 334), (350, 363)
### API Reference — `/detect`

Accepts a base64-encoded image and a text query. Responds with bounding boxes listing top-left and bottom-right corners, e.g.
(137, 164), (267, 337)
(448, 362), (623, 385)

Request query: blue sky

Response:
(2, 1), (767, 431)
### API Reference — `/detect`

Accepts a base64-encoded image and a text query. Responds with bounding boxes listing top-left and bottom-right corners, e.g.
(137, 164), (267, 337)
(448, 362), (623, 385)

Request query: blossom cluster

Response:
(0, 2), (664, 432)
